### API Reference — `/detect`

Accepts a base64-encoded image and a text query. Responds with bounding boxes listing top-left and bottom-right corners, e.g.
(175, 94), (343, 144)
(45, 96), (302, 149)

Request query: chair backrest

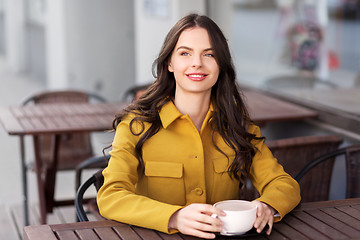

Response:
(23, 90), (106, 170)
(295, 144), (360, 199)
(267, 135), (343, 202)
(76, 169), (105, 222)
(122, 84), (151, 102)
(240, 135), (343, 202)
(346, 145), (360, 198)
(75, 154), (110, 193)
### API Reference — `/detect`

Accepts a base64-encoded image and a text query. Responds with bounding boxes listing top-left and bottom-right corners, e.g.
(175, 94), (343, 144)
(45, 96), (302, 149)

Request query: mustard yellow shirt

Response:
(97, 101), (300, 233)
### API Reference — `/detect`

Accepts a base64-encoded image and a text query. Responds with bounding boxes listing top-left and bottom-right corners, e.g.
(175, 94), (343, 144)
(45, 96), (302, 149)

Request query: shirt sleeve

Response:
(96, 116), (183, 233)
(248, 125), (301, 221)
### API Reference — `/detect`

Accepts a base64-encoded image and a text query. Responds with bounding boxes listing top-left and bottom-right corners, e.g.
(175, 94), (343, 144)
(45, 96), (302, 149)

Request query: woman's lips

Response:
(186, 74), (207, 81)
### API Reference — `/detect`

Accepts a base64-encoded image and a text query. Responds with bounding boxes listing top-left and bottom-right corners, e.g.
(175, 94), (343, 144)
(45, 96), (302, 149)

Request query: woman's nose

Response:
(191, 55), (202, 67)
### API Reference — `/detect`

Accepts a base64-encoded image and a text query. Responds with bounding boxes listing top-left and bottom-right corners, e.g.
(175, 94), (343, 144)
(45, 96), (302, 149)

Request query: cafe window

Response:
(231, 0), (360, 131)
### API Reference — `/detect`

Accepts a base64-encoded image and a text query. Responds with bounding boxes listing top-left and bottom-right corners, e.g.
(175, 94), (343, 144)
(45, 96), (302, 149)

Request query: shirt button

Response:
(193, 187), (203, 196)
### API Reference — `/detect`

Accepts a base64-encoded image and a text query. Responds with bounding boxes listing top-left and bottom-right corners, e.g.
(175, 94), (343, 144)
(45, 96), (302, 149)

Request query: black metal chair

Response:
(122, 83), (151, 102)
(240, 135), (343, 202)
(75, 168), (105, 221)
(295, 144), (360, 199)
(75, 154), (110, 194)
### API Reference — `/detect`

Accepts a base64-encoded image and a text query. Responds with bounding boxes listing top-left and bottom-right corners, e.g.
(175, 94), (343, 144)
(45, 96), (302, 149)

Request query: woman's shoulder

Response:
(247, 123), (260, 135)
(116, 110), (151, 135)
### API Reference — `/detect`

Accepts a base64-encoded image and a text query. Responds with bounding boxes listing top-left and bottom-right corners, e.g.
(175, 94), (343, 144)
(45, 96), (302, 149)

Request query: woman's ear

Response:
(168, 62), (174, 72)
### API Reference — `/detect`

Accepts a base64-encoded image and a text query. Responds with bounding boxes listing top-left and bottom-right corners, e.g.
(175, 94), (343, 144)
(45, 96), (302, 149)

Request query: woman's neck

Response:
(173, 91), (211, 132)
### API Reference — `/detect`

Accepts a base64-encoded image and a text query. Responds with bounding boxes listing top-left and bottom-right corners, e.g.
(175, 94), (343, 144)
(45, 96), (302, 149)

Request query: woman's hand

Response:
(253, 200), (276, 235)
(168, 203), (225, 239)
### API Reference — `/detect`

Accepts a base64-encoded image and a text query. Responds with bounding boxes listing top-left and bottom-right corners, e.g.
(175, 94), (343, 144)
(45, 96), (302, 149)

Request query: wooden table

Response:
(0, 102), (124, 226)
(0, 91), (317, 226)
(23, 198), (360, 240)
(243, 90), (318, 125)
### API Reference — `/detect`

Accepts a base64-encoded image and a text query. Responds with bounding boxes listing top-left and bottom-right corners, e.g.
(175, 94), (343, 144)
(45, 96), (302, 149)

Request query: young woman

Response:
(97, 13), (300, 239)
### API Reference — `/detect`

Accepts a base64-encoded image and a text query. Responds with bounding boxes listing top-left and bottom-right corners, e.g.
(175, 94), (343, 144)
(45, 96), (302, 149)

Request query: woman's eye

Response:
(205, 53), (214, 57)
(180, 52), (190, 56)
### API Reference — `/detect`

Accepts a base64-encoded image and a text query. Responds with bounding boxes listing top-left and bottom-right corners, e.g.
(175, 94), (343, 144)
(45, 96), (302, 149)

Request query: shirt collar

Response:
(159, 100), (214, 129)
(159, 101), (183, 129)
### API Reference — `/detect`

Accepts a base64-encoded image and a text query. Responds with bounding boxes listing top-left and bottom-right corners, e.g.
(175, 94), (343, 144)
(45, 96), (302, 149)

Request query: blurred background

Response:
(0, 0), (359, 228)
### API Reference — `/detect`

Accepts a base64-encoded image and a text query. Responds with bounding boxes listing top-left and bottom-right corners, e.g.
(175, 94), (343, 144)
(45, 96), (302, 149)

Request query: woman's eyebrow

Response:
(176, 46), (213, 52)
(176, 46), (192, 51)
(203, 48), (213, 52)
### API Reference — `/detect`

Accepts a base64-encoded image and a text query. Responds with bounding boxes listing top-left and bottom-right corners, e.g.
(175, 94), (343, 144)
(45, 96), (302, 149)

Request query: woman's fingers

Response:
(169, 203), (225, 239)
(252, 201), (275, 234)
(266, 214), (274, 235)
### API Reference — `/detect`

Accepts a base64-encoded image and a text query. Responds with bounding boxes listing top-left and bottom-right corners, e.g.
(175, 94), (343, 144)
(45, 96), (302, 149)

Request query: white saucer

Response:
(220, 231), (246, 236)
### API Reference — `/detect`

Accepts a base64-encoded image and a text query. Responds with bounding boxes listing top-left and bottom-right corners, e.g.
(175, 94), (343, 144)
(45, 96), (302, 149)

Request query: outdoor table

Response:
(0, 90), (318, 226)
(243, 90), (318, 125)
(0, 102), (125, 226)
(23, 198), (360, 240)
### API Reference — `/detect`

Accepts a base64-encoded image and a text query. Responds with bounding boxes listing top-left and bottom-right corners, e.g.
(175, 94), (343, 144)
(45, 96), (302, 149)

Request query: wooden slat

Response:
(131, 226), (163, 239)
(0, 107), (24, 134)
(352, 204), (360, 211)
(113, 224), (142, 240)
(56, 206), (77, 223)
(32, 202), (65, 225)
(21, 105), (38, 117)
(11, 203), (39, 230)
(23, 225), (57, 240)
(306, 208), (359, 238)
(293, 198), (360, 211)
(0, 204), (20, 240)
(56, 230), (79, 240)
(294, 211), (348, 239)
(94, 227), (121, 239)
(18, 118), (35, 133)
(10, 106), (26, 118)
(272, 222), (309, 240)
(157, 232), (184, 240)
(336, 205), (360, 220)
(321, 207), (360, 230)
(75, 228), (100, 240)
(28, 118), (48, 131)
(267, 229), (288, 240)
(41, 117), (60, 129)
(283, 214), (330, 240)
(50, 220), (119, 231)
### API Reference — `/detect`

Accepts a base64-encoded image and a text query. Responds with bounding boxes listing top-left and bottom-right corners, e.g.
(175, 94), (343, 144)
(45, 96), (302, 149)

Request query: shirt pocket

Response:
(211, 155), (239, 202)
(145, 161), (185, 205)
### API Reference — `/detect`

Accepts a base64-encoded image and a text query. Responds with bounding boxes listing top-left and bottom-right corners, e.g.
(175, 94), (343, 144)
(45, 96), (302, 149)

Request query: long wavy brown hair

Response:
(112, 13), (262, 190)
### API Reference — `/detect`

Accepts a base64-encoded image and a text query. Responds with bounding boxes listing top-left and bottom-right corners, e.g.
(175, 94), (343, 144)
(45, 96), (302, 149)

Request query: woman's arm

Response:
(97, 119), (183, 233)
(248, 125), (301, 228)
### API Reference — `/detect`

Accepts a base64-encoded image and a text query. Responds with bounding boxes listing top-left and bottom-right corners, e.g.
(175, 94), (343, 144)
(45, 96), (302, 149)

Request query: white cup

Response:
(213, 200), (257, 236)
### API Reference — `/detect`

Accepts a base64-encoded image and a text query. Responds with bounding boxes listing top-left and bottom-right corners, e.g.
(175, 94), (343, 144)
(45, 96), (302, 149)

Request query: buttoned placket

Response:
(180, 115), (207, 204)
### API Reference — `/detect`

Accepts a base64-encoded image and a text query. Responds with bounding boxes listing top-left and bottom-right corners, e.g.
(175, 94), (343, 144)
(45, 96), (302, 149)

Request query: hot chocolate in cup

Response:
(213, 200), (257, 236)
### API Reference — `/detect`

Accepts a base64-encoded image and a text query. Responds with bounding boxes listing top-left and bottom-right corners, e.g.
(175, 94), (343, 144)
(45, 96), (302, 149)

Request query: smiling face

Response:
(168, 27), (220, 98)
